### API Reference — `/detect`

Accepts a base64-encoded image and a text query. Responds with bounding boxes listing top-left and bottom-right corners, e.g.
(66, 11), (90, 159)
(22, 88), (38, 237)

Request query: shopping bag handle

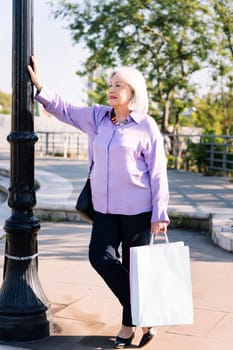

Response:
(150, 232), (169, 245)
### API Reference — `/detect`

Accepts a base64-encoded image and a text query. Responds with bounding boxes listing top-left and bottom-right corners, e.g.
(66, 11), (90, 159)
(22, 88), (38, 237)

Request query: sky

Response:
(0, 0), (87, 104)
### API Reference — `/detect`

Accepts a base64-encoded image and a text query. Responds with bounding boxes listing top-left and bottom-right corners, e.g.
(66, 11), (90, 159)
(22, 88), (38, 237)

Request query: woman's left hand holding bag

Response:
(150, 221), (168, 236)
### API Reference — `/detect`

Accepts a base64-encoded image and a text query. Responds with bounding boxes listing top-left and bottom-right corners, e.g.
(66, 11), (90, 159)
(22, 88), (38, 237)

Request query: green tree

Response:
(52, 0), (212, 132)
(0, 90), (11, 114)
(192, 91), (233, 134)
(207, 0), (233, 135)
(213, 0), (233, 59)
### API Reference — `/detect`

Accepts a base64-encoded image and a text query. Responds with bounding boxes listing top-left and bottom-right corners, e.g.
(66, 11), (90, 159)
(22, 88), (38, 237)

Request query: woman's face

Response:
(107, 73), (133, 109)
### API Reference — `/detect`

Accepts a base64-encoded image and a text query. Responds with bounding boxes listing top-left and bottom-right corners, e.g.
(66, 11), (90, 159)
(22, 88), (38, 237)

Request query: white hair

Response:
(109, 66), (149, 114)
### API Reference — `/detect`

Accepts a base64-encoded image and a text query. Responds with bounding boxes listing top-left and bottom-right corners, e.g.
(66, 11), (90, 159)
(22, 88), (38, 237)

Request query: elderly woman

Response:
(28, 57), (169, 349)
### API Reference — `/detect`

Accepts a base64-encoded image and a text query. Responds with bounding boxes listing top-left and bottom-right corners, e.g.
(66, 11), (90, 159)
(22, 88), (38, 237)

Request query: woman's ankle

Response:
(141, 326), (156, 335)
(117, 325), (134, 338)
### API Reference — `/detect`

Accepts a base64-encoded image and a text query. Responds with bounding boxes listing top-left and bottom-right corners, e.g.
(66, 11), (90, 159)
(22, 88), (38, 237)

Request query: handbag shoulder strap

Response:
(88, 160), (93, 178)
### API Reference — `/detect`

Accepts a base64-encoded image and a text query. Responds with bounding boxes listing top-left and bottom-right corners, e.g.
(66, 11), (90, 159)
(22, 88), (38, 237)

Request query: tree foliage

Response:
(192, 90), (233, 135)
(50, 0), (233, 135)
(213, 0), (233, 59)
(0, 90), (11, 114)
(210, 1), (233, 86)
(203, 0), (233, 135)
(52, 0), (212, 132)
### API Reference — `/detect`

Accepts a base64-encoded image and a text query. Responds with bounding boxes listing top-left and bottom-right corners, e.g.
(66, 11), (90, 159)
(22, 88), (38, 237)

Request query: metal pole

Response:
(0, 0), (50, 341)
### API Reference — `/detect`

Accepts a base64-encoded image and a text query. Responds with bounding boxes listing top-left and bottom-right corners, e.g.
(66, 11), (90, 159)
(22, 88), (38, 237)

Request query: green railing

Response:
(164, 133), (233, 177)
(36, 131), (88, 159)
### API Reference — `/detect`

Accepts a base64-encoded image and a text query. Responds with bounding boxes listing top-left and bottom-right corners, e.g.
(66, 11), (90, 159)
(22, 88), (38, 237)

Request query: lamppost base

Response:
(0, 214), (51, 342)
(0, 312), (50, 341)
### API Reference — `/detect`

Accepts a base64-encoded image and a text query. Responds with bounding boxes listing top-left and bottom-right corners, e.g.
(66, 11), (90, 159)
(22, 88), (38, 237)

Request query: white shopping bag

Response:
(130, 236), (193, 326)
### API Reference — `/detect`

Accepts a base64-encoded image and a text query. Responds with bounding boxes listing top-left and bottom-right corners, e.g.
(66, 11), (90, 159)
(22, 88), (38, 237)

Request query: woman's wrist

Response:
(36, 85), (43, 93)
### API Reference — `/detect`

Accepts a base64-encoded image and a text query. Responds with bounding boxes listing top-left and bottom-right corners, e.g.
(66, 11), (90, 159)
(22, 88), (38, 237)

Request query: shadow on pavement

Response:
(1, 335), (138, 350)
(169, 229), (233, 262)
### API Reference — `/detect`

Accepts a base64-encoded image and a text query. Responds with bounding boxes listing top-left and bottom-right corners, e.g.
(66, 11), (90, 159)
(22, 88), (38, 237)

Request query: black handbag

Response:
(76, 177), (94, 222)
(76, 177), (94, 223)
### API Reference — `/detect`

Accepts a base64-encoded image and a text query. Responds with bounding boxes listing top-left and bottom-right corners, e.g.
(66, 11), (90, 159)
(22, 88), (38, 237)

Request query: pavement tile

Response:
(38, 260), (114, 306)
(51, 316), (105, 336)
(54, 294), (121, 325)
(207, 313), (233, 341)
(167, 308), (225, 337)
(149, 331), (233, 350)
(190, 261), (233, 312)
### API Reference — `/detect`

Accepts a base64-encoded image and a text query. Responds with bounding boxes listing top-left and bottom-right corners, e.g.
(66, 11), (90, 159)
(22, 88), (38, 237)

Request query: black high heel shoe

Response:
(114, 332), (135, 349)
(138, 327), (156, 348)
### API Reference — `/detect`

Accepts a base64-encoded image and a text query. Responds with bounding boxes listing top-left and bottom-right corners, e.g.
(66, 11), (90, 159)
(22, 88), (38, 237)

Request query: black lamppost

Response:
(0, 0), (50, 341)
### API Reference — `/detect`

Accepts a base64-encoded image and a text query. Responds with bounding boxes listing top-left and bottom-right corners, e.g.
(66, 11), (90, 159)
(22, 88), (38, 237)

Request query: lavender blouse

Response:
(35, 87), (169, 223)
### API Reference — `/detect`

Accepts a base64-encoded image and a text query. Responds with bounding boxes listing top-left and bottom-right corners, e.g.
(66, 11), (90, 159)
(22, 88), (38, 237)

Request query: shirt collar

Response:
(108, 108), (146, 124)
(130, 110), (147, 124)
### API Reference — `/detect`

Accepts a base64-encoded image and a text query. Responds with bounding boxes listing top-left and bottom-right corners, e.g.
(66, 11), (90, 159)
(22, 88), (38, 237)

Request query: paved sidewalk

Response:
(0, 154), (233, 349)
(0, 223), (232, 350)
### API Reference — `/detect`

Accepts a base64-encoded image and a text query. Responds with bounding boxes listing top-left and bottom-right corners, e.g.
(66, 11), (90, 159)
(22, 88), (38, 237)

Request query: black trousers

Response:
(89, 211), (151, 326)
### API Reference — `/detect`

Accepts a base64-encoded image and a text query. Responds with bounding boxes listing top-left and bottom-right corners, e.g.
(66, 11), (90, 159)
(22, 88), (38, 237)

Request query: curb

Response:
(211, 213), (233, 252)
(34, 205), (211, 232)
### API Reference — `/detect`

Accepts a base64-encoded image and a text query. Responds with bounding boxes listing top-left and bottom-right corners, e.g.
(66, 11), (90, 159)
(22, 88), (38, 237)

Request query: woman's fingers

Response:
(27, 56), (42, 91)
(31, 55), (37, 74)
(150, 222), (168, 235)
